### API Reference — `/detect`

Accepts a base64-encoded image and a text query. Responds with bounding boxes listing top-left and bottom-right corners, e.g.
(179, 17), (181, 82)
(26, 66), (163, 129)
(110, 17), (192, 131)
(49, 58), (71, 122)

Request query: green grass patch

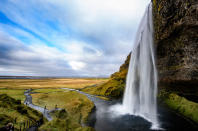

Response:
(40, 109), (94, 131)
(0, 94), (44, 130)
(159, 91), (198, 124)
(81, 78), (125, 98)
(0, 89), (26, 102)
(33, 88), (66, 94)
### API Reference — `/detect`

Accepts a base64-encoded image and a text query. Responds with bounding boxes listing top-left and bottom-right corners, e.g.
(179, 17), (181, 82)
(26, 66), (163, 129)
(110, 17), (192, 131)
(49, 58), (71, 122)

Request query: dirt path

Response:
(24, 89), (52, 121)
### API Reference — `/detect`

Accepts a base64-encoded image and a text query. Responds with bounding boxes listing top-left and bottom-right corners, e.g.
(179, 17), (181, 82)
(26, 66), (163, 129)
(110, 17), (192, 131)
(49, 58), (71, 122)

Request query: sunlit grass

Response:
(159, 90), (198, 124)
(0, 94), (43, 130)
(0, 78), (108, 89)
(0, 89), (26, 102)
(32, 90), (94, 120)
(31, 89), (95, 130)
(165, 93), (198, 123)
(33, 88), (66, 94)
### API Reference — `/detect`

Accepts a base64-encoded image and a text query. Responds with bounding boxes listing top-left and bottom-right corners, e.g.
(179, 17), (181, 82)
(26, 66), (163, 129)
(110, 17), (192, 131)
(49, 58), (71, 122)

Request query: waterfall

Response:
(122, 3), (159, 129)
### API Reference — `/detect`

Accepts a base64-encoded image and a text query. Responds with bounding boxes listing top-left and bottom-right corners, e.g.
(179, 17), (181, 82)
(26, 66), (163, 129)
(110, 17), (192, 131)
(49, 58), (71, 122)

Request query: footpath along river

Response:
(24, 89), (53, 121)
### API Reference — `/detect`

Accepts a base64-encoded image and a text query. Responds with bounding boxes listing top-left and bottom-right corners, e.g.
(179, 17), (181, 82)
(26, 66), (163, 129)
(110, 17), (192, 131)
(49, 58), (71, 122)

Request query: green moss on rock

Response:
(159, 91), (198, 123)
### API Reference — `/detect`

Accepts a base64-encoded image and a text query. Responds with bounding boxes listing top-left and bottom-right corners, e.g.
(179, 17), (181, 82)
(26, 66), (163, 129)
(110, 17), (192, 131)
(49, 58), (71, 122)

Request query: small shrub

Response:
(57, 109), (67, 119)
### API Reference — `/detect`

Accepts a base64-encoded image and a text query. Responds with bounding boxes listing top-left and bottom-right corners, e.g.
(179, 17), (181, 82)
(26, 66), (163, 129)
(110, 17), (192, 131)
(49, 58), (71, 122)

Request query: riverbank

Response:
(158, 87), (198, 124)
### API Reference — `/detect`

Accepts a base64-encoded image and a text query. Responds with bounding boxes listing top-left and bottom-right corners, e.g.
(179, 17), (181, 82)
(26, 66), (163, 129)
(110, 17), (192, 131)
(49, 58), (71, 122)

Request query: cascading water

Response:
(122, 3), (159, 129)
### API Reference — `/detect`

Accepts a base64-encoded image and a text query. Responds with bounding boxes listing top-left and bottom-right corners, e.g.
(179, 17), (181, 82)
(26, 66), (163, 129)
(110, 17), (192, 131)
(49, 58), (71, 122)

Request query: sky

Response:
(0, 0), (150, 77)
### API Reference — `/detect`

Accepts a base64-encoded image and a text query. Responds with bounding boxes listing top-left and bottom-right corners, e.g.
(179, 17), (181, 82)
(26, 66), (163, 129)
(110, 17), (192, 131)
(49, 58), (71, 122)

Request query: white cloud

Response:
(69, 61), (86, 71)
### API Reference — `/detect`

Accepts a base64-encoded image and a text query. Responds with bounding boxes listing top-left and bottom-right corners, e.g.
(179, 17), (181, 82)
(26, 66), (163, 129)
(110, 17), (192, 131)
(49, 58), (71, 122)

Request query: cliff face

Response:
(153, 0), (198, 123)
(153, 0), (198, 86)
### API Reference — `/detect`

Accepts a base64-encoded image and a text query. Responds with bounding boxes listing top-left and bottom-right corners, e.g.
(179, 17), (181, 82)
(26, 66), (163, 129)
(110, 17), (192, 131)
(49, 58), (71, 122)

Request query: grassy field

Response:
(0, 89), (26, 102)
(0, 78), (107, 102)
(32, 89), (95, 130)
(0, 78), (106, 130)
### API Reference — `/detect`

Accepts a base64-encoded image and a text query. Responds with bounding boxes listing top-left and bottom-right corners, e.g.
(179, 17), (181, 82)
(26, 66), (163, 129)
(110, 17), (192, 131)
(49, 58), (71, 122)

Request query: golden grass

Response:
(0, 78), (108, 90)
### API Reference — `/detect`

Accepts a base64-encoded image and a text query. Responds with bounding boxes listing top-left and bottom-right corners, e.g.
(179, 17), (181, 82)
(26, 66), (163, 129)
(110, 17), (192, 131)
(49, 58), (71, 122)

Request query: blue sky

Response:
(0, 0), (150, 77)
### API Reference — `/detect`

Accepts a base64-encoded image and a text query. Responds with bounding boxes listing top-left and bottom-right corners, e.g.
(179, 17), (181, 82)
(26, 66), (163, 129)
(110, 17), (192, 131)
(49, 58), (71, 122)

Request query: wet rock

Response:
(153, 0), (198, 84)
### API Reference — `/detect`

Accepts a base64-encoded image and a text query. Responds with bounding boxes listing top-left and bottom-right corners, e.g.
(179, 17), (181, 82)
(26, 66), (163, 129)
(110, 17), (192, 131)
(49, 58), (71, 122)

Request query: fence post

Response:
(28, 120), (30, 128)
(23, 122), (25, 131)
(26, 120), (28, 129)
(29, 120), (31, 128)
(44, 106), (46, 115)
